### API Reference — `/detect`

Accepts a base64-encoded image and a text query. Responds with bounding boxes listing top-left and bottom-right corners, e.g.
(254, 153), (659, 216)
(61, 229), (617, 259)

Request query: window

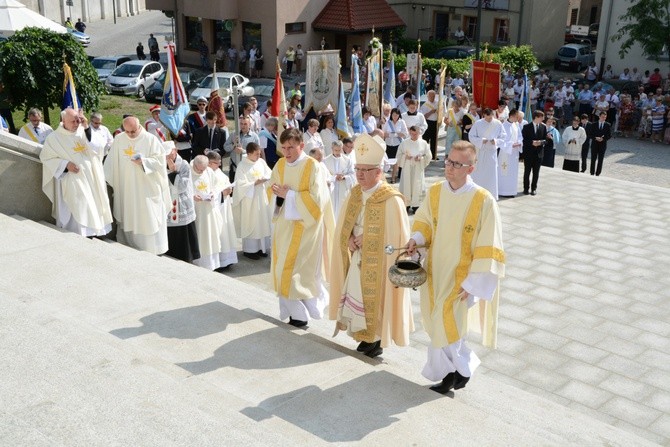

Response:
(494, 18), (509, 43)
(570, 8), (578, 26)
(285, 22), (306, 34)
(463, 16), (477, 39)
(242, 22), (262, 51)
(184, 16), (203, 50)
(213, 20), (232, 49)
(434, 12), (449, 40)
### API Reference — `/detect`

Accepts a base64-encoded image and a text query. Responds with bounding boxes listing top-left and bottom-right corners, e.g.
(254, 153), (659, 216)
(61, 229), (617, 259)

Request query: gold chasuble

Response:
(267, 155), (334, 300)
(330, 183), (414, 346)
(412, 181), (505, 349)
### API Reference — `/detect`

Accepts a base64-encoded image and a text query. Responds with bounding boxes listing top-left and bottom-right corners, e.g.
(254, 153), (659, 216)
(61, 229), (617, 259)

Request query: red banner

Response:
(472, 60), (501, 111)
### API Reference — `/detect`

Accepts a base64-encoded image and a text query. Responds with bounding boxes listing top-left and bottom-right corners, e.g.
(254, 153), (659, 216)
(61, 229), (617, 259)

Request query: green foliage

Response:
(0, 27), (104, 122)
(611, 0), (670, 66)
(396, 37), (455, 58)
(491, 45), (539, 74)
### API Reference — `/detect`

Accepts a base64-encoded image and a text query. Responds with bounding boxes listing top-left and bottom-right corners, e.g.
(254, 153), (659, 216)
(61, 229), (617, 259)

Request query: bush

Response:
(491, 45), (539, 74)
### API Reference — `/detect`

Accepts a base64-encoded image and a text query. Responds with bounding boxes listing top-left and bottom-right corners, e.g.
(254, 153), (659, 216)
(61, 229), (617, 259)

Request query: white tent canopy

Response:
(0, 0), (67, 37)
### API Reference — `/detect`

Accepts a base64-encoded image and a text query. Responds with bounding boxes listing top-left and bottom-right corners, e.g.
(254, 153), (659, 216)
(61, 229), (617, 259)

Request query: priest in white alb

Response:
(322, 140), (355, 219)
(232, 142), (273, 259)
(468, 108), (506, 200)
(267, 128), (334, 328)
(397, 126), (431, 213)
(104, 116), (171, 254)
(330, 133), (414, 358)
(407, 140), (504, 394)
(498, 109), (523, 197)
(190, 155), (236, 270)
(40, 107), (112, 236)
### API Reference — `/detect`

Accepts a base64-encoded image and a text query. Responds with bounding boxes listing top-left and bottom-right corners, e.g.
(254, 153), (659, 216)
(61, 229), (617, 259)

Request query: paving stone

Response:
(594, 320), (643, 340)
(521, 328), (570, 351)
(514, 366), (571, 392)
(597, 373), (653, 401)
(528, 285), (568, 302)
(560, 309), (606, 329)
(498, 304), (534, 321)
(495, 333), (527, 355)
(497, 319), (534, 338)
(636, 332), (670, 353)
(561, 283), (600, 299)
(598, 354), (651, 380)
(554, 381), (612, 409)
(631, 317), (670, 337)
(556, 324), (608, 346)
(559, 341), (610, 364)
(520, 345), (573, 371)
(591, 293), (633, 310)
(636, 350), (670, 373)
(480, 350), (527, 376)
(522, 313), (570, 332)
(556, 361), (611, 386)
(639, 369), (670, 393)
(525, 300), (568, 316)
(600, 397), (662, 429)
(562, 296), (602, 313)
(502, 292), (534, 307)
(646, 390), (670, 414)
(593, 306), (638, 324)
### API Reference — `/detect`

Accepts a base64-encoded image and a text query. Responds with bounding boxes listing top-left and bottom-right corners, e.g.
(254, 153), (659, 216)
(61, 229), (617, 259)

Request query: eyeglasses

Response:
(354, 167), (379, 173)
(445, 158), (473, 169)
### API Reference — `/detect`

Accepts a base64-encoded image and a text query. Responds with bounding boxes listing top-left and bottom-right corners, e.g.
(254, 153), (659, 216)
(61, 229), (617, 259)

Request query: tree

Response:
(611, 0), (670, 67)
(0, 27), (105, 125)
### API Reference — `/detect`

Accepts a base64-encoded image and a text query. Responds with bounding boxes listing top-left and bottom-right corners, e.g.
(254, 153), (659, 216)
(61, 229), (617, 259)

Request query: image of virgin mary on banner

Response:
(305, 50), (340, 114)
(365, 47), (382, 117)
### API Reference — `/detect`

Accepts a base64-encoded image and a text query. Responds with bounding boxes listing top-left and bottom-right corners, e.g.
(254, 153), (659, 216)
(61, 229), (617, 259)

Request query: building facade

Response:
(386, 0), (568, 61)
(18, 0), (146, 25)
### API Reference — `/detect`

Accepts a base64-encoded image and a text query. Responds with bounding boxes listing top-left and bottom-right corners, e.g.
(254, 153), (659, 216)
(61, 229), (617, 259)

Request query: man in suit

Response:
(589, 111), (611, 176)
(191, 111), (228, 159)
(579, 113), (592, 173)
(521, 110), (547, 196)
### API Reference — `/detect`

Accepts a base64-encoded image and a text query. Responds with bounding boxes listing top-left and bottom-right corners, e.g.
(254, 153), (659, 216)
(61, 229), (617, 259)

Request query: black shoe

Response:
(429, 372), (455, 394)
(523, 190), (529, 195)
(530, 190), (536, 196)
(357, 341), (376, 352)
(363, 341), (383, 358)
(257, 250), (268, 258)
(243, 252), (260, 260)
(580, 168), (586, 173)
(411, 207), (418, 214)
(288, 317), (308, 328)
(453, 371), (470, 390)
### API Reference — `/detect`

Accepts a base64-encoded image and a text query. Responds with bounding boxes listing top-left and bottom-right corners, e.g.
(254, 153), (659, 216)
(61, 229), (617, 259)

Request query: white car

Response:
(105, 60), (164, 98)
(189, 72), (254, 110)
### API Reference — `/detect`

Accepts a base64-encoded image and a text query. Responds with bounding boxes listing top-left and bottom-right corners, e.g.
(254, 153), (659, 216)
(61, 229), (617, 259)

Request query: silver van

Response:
(554, 44), (594, 72)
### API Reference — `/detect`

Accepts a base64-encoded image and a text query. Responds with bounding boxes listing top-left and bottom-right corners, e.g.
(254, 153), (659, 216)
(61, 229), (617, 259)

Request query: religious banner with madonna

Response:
(305, 50), (340, 114)
(365, 44), (383, 117)
(472, 59), (501, 111)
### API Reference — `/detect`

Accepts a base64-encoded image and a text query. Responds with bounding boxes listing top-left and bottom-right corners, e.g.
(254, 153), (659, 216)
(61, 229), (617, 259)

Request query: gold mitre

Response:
(354, 133), (385, 166)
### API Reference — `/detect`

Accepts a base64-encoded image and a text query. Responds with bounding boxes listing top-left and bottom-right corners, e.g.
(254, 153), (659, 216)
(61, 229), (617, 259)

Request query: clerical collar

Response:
(406, 111), (417, 116)
(362, 181), (382, 196)
(287, 151), (307, 167)
(445, 176), (476, 195)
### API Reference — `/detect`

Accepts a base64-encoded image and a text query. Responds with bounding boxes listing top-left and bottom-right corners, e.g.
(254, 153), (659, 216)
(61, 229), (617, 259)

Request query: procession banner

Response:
(437, 64), (447, 127)
(271, 58), (287, 130)
(160, 44), (190, 135)
(62, 62), (80, 111)
(472, 59), (501, 110)
(383, 49), (396, 105)
(365, 47), (382, 117)
(305, 49), (340, 114)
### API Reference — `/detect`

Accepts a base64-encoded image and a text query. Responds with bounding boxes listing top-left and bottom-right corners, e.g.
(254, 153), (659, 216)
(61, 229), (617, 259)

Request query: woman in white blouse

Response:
(383, 107), (408, 183)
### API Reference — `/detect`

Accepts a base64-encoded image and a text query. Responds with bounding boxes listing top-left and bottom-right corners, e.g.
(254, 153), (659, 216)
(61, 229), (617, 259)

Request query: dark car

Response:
(145, 68), (208, 103)
(433, 46), (476, 60)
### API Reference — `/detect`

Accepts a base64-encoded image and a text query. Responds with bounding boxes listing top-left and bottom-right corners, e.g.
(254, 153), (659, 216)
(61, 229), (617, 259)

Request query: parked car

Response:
(433, 46), (476, 60)
(237, 79), (275, 113)
(188, 72), (253, 110)
(91, 56), (132, 82)
(67, 28), (90, 47)
(105, 60), (164, 98)
(554, 43), (594, 72)
(145, 68), (208, 103)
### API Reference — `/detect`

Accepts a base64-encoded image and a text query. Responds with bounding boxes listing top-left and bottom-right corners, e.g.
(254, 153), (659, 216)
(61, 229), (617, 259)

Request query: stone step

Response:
(0, 213), (657, 446)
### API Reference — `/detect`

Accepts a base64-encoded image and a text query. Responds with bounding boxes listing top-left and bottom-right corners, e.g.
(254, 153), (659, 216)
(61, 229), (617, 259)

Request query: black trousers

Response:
(580, 142), (590, 172)
(423, 120), (438, 159)
(590, 143), (607, 176)
(523, 151), (542, 192)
